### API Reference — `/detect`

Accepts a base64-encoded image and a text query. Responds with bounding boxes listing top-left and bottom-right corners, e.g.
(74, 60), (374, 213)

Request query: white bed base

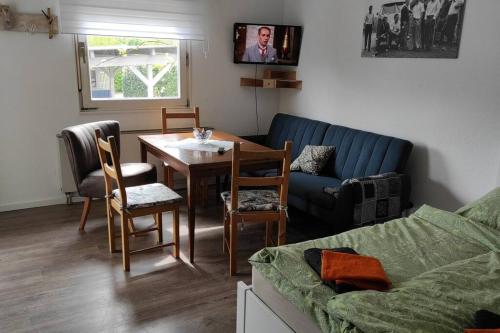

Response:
(236, 281), (295, 333)
(236, 268), (323, 333)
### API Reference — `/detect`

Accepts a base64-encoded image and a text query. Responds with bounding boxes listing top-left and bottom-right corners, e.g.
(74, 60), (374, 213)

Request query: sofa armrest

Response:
(399, 173), (412, 211)
(240, 135), (268, 146)
(325, 173), (411, 229)
(323, 184), (355, 233)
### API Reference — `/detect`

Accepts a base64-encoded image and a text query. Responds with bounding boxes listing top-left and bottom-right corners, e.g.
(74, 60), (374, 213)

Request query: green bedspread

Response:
(249, 204), (500, 333)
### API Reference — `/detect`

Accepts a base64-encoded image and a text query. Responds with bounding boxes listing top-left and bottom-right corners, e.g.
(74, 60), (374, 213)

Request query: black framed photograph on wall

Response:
(361, 0), (466, 58)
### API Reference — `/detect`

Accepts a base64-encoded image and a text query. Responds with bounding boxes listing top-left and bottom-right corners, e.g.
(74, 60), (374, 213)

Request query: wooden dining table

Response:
(138, 131), (277, 263)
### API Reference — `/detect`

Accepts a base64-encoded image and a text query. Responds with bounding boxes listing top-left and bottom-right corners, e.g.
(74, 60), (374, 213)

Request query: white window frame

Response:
(75, 35), (190, 112)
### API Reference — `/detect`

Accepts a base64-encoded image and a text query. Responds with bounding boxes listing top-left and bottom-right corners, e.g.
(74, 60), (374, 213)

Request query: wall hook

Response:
(0, 5), (13, 30)
(41, 8), (54, 39)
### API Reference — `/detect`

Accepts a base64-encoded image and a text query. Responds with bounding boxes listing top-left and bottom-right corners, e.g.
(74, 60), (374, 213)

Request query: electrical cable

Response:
(254, 64), (260, 135)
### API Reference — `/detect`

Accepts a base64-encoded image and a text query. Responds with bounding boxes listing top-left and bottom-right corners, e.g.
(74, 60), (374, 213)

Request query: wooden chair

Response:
(161, 106), (201, 135)
(95, 129), (183, 272)
(221, 141), (292, 276)
(161, 106), (208, 207)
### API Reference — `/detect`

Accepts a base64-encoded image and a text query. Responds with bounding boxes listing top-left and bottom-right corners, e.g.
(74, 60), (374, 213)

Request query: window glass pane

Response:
(86, 36), (180, 100)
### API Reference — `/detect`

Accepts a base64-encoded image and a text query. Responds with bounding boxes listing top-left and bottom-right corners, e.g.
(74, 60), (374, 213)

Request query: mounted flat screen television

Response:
(233, 23), (303, 66)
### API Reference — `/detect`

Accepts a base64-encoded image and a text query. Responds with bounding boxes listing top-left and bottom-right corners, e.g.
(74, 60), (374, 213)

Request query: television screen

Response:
(233, 23), (302, 66)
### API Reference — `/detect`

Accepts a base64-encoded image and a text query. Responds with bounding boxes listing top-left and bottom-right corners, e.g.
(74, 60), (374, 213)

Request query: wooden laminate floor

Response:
(0, 194), (306, 333)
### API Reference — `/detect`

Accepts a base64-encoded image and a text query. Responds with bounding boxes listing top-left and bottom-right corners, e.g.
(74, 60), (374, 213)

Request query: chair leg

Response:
(128, 218), (137, 234)
(229, 216), (238, 276)
(156, 212), (163, 244)
(120, 214), (130, 271)
(173, 208), (180, 259)
(222, 206), (228, 253)
(79, 197), (92, 231)
(278, 213), (286, 246)
(265, 221), (273, 247)
(107, 203), (117, 253)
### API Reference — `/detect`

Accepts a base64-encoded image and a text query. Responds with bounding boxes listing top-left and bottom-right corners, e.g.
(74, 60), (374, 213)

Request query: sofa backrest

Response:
(321, 125), (413, 180)
(266, 113), (413, 181)
(265, 113), (329, 160)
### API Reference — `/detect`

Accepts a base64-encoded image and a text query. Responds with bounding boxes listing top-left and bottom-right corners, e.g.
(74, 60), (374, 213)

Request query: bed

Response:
(237, 188), (500, 333)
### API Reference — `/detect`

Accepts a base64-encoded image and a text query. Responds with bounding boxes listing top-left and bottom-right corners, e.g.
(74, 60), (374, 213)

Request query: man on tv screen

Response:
(242, 26), (278, 63)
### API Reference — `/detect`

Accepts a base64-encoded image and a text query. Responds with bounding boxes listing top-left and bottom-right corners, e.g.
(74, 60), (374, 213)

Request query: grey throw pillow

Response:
(290, 145), (335, 176)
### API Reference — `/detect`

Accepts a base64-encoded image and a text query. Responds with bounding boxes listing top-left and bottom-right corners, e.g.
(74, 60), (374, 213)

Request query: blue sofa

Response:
(246, 113), (413, 232)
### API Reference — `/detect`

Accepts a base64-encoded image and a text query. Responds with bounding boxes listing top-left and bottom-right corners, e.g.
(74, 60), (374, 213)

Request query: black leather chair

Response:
(61, 121), (157, 231)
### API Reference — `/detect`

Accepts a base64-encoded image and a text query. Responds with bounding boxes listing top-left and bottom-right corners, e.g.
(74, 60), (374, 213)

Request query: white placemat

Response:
(164, 138), (234, 153)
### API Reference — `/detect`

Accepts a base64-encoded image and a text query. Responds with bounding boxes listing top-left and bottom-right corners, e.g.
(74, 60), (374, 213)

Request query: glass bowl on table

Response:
(193, 128), (212, 144)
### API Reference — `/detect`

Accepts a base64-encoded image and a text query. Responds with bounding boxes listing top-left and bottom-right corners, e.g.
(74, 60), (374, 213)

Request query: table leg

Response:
(187, 174), (197, 263)
(140, 142), (147, 163)
(215, 176), (221, 203)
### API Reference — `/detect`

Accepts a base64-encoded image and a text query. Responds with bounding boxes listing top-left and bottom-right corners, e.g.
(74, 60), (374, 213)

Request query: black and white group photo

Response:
(361, 0), (466, 58)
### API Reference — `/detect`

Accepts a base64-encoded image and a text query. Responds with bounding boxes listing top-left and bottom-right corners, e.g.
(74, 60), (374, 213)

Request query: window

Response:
(76, 35), (189, 111)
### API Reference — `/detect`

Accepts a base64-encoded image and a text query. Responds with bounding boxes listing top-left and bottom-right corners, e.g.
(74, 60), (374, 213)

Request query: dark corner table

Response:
(138, 131), (277, 263)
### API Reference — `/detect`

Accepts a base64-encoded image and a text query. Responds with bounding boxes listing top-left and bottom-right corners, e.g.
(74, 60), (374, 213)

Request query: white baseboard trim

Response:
(0, 177), (222, 213)
(0, 196), (67, 213)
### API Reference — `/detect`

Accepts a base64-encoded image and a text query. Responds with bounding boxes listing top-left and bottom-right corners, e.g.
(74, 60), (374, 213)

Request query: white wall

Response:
(0, 0), (284, 211)
(3, 0), (498, 212)
(191, 0), (284, 136)
(281, 0), (500, 210)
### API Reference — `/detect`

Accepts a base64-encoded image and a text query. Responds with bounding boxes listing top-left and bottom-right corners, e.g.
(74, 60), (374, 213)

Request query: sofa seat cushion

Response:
(80, 162), (157, 198)
(289, 172), (342, 210)
(113, 183), (183, 210)
(221, 190), (280, 212)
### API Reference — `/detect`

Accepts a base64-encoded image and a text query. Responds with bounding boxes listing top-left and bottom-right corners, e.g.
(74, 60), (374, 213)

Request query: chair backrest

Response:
(230, 141), (293, 212)
(94, 129), (127, 208)
(161, 106), (200, 134)
(61, 121), (120, 189)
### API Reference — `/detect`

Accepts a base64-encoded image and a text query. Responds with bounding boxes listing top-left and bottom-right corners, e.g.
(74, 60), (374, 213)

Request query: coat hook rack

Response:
(0, 5), (58, 39)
